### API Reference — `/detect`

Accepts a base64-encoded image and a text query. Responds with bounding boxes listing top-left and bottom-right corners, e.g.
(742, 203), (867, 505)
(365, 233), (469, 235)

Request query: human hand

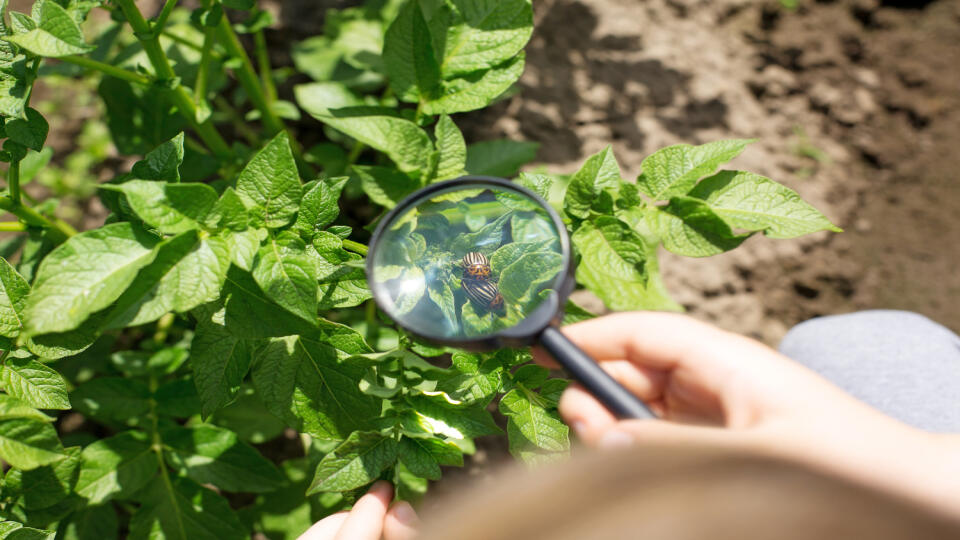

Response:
(297, 481), (418, 540)
(534, 312), (957, 513)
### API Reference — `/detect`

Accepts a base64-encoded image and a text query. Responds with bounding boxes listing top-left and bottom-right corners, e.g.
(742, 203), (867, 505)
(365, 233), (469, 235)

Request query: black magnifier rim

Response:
(365, 175), (574, 350)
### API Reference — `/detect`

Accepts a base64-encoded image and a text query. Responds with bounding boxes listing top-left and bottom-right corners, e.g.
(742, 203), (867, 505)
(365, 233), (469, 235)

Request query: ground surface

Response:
(461, 0), (960, 343)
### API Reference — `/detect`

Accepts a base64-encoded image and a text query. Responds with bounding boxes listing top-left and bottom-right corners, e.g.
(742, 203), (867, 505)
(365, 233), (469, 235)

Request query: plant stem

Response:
(115, 0), (233, 161)
(153, 0), (178, 32)
(194, 26), (216, 111)
(216, 17), (284, 136)
(0, 196), (76, 243)
(253, 29), (277, 104)
(60, 55), (151, 85)
(342, 239), (368, 256)
(153, 313), (175, 345)
(7, 159), (20, 206)
(0, 222), (26, 232)
(346, 142), (366, 166)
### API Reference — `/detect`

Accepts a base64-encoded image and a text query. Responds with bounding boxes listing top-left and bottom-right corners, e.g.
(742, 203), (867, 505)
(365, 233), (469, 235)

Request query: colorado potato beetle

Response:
(461, 252), (492, 280)
(461, 277), (506, 315)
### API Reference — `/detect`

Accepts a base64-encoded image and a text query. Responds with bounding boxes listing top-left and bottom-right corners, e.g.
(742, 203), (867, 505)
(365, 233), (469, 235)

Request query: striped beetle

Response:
(461, 277), (506, 315)
(461, 252), (492, 280)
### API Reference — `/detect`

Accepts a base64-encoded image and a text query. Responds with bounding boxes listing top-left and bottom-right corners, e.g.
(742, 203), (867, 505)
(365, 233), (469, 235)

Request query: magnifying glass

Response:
(366, 176), (654, 419)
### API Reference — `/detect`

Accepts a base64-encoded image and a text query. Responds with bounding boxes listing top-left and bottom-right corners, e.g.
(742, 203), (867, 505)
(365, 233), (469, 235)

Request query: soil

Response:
(461, 0), (960, 343)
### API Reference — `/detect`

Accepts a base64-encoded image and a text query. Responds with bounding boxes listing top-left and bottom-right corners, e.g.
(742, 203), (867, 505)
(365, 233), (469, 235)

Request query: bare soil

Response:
(462, 0), (960, 343)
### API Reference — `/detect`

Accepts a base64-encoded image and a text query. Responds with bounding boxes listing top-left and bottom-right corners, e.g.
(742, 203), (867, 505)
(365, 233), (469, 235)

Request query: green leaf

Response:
(221, 266), (318, 338)
(0, 522), (54, 540)
(307, 431), (398, 494)
(689, 170), (842, 238)
(23, 223), (161, 336)
(465, 139), (538, 177)
(384, 0), (532, 113)
(294, 177), (349, 239)
(563, 299), (596, 324)
(154, 378), (201, 418)
(207, 188), (249, 232)
(0, 357), (70, 410)
(161, 424), (284, 493)
(101, 181), (218, 234)
(515, 172), (553, 200)
(403, 393), (501, 440)
(62, 504), (118, 540)
(653, 197), (749, 257)
(0, 417), (64, 469)
(295, 82), (433, 174)
(420, 53), (525, 115)
(317, 266), (372, 310)
(636, 139), (754, 200)
(499, 388), (569, 459)
(0, 394), (52, 422)
(130, 132), (184, 183)
(251, 336), (381, 441)
(236, 132), (302, 228)
(1, 2), (93, 57)
(572, 217), (670, 311)
(0, 257), (29, 345)
(382, 0), (440, 103)
(74, 431), (157, 505)
(252, 232), (318, 323)
(498, 250), (563, 306)
(4, 446), (80, 510)
(396, 436), (443, 481)
(353, 165), (421, 209)
(106, 232), (230, 328)
(71, 377), (150, 422)
(4, 108), (47, 151)
(128, 476), (246, 540)
(224, 227), (261, 270)
(0, 57), (34, 120)
(111, 347), (188, 377)
(438, 353), (503, 405)
(433, 115), (466, 181)
(563, 146), (621, 219)
(207, 387), (286, 445)
(190, 320), (252, 419)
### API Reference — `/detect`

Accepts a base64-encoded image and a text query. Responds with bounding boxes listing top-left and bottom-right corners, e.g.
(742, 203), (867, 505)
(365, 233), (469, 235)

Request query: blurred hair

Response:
(418, 443), (960, 540)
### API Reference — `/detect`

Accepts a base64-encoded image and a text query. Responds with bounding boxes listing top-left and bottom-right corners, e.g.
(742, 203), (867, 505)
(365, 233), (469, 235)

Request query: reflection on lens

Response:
(370, 183), (564, 340)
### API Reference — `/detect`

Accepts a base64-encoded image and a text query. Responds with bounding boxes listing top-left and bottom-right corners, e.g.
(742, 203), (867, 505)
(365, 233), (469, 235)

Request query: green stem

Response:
(346, 142), (366, 166)
(253, 29), (277, 104)
(342, 239), (368, 256)
(153, 0), (178, 32)
(194, 26), (215, 108)
(365, 300), (378, 346)
(153, 313), (175, 345)
(160, 30), (205, 53)
(216, 17), (284, 136)
(0, 196), (76, 243)
(115, 0), (233, 161)
(0, 221), (26, 232)
(60, 55), (151, 85)
(7, 159), (20, 206)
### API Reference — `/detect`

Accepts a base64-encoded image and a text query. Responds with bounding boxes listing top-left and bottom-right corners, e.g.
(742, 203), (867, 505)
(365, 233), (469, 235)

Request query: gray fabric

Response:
(778, 310), (960, 433)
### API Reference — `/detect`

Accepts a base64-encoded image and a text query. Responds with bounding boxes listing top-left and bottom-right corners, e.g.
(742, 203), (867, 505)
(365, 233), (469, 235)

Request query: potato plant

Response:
(0, 0), (839, 538)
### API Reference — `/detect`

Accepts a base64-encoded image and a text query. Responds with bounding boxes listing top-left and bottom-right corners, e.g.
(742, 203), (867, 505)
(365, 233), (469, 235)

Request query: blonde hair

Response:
(419, 444), (960, 539)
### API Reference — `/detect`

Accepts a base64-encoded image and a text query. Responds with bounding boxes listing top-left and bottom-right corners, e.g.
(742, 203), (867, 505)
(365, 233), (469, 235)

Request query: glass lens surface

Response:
(370, 184), (564, 340)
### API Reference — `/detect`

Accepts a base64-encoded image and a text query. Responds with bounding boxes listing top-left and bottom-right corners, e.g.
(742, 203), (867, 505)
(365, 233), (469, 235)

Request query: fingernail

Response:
(599, 430), (633, 449)
(571, 421), (588, 439)
(370, 480), (392, 493)
(393, 501), (418, 524)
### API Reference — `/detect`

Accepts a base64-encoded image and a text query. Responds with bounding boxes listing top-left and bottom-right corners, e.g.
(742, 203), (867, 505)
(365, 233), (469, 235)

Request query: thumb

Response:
(596, 419), (760, 451)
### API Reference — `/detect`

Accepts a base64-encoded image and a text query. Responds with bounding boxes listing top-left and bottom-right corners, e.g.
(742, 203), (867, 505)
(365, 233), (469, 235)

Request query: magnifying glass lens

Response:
(370, 184), (564, 340)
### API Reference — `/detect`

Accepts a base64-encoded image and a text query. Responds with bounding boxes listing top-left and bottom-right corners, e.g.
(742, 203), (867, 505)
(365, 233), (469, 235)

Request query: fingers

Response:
(332, 480), (394, 540)
(298, 512), (349, 540)
(383, 501), (420, 540)
(559, 384), (618, 443)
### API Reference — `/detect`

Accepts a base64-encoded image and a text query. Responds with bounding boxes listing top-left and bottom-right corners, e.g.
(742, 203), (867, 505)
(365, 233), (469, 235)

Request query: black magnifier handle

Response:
(539, 325), (655, 419)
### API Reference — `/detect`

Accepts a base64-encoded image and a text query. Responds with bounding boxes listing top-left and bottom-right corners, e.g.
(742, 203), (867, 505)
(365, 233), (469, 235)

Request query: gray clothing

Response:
(779, 310), (960, 433)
